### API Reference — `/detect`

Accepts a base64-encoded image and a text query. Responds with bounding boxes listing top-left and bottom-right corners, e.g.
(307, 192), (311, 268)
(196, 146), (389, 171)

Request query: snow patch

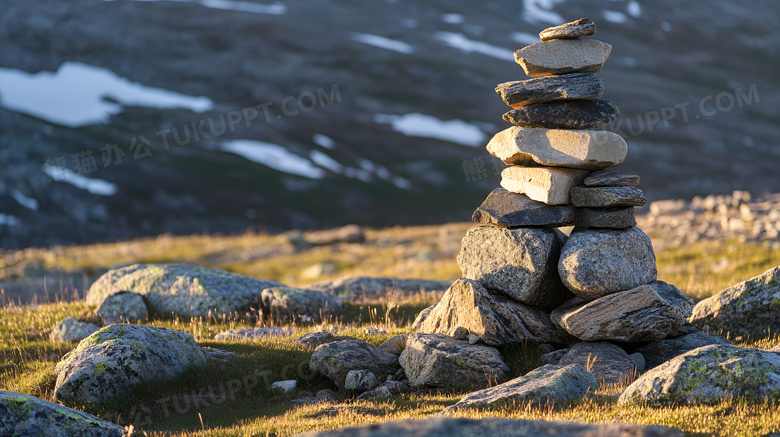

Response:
(11, 190), (39, 211)
(441, 13), (464, 24)
(627, 1), (641, 18)
(0, 62), (213, 127)
(511, 32), (539, 46)
(661, 21), (672, 32)
(309, 150), (343, 173)
(392, 176), (413, 190)
(350, 33), (414, 54)
(222, 139), (324, 179)
(401, 18), (419, 28)
(103, 0), (286, 15)
(433, 32), (514, 61)
(374, 113), (486, 147)
(603, 10), (629, 24)
(0, 214), (21, 226)
(43, 165), (118, 196)
(522, 0), (564, 25)
(312, 134), (336, 149)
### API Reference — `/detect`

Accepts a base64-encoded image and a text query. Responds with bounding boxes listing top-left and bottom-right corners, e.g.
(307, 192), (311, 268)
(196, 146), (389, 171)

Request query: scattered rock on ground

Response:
(619, 345), (780, 406)
(635, 332), (733, 370)
(457, 226), (572, 309)
(295, 331), (338, 348)
(689, 266), (780, 337)
(503, 100), (619, 130)
(96, 291), (148, 324)
(54, 324), (206, 404)
(364, 327), (387, 336)
(629, 353), (646, 372)
(261, 287), (342, 321)
(49, 317), (101, 342)
(345, 370), (381, 392)
(214, 327), (293, 341)
(315, 389), (337, 402)
(86, 264), (283, 318)
(400, 333), (508, 390)
(0, 391), (125, 437)
(441, 364), (597, 414)
(303, 225), (365, 245)
(310, 340), (399, 389)
(272, 380), (297, 393)
(379, 334), (409, 355)
(558, 227), (657, 300)
(356, 381), (410, 400)
(514, 39), (612, 76)
(539, 18), (597, 41)
(559, 342), (636, 385)
(472, 188), (574, 228)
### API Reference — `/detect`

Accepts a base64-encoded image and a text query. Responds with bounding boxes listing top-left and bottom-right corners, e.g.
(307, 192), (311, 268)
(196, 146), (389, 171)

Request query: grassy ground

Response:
(2, 223), (780, 436)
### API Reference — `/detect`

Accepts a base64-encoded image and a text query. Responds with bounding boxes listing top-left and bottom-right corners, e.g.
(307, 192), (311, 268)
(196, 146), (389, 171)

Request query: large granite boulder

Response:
(54, 324), (206, 404)
(306, 276), (450, 301)
(417, 278), (568, 346)
(558, 342), (636, 385)
(636, 332), (733, 370)
(558, 227), (657, 300)
(619, 345), (780, 406)
(690, 266), (780, 337)
(457, 226), (572, 310)
(96, 291), (148, 324)
(49, 317), (100, 343)
(441, 364), (597, 414)
(0, 391), (126, 437)
(260, 287), (342, 321)
(551, 281), (693, 342)
(400, 333), (508, 390)
(85, 264), (283, 317)
(310, 340), (399, 389)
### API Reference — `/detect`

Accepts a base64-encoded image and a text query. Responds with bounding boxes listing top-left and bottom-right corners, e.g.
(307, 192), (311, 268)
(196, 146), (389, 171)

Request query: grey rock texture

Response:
(574, 207), (636, 229)
(296, 417), (683, 437)
(770, 344), (780, 353)
(417, 278), (567, 346)
(495, 73), (603, 108)
(570, 186), (648, 207)
(441, 364), (597, 414)
(552, 281), (693, 342)
(294, 331), (338, 348)
(539, 18), (597, 41)
(86, 264), (283, 318)
(399, 333), (509, 390)
(260, 287), (342, 320)
(310, 339), (399, 389)
(214, 327), (293, 341)
(356, 380), (409, 400)
(500, 166), (589, 205)
(458, 226), (572, 309)
(307, 276), (450, 301)
(96, 291), (148, 324)
(584, 169), (640, 187)
(619, 345), (780, 405)
(411, 304), (436, 331)
(379, 334), (409, 355)
(0, 391), (126, 437)
(344, 370), (380, 392)
(503, 100), (620, 130)
(559, 342), (637, 385)
(472, 188), (574, 228)
(49, 317), (100, 343)
(54, 324), (206, 404)
(541, 348), (570, 365)
(690, 266), (780, 337)
(629, 353), (646, 372)
(515, 39), (612, 76)
(636, 332), (733, 370)
(558, 227), (657, 299)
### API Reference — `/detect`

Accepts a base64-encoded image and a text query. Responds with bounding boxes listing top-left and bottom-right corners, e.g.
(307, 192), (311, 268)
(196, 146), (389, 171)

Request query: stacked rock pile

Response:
(418, 18), (694, 354)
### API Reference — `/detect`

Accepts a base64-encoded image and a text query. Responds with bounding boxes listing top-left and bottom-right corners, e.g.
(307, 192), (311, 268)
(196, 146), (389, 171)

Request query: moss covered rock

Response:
(96, 291), (148, 324)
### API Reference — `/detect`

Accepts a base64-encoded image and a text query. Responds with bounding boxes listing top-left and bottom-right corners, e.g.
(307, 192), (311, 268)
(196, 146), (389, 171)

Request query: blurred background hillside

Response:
(1, 0), (779, 248)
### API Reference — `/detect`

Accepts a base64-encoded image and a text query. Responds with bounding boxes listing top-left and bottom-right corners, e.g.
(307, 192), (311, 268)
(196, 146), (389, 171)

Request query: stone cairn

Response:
(417, 18), (694, 356)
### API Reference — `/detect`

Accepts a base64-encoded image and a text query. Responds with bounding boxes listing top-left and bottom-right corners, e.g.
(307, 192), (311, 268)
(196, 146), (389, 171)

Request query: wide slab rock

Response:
(418, 279), (568, 346)
(540, 18), (597, 41)
(515, 39), (612, 76)
(379, 334), (409, 355)
(260, 287), (342, 320)
(400, 333), (508, 390)
(442, 364), (596, 414)
(503, 100), (620, 130)
(501, 166), (589, 205)
(54, 324), (206, 404)
(559, 342), (636, 385)
(552, 281), (693, 342)
(295, 331), (338, 348)
(0, 391), (125, 437)
(472, 188), (574, 228)
(636, 332), (733, 370)
(495, 73), (603, 108)
(690, 266), (780, 337)
(487, 126), (626, 170)
(85, 264), (283, 318)
(96, 291), (148, 324)
(310, 339), (399, 389)
(457, 226), (572, 309)
(49, 317), (100, 342)
(619, 345), (780, 406)
(584, 169), (640, 187)
(570, 186), (648, 207)
(558, 227), (657, 299)
(307, 276), (450, 301)
(296, 417), (683, 437)
(214, 327), (293, 341)
(574, 207), (636, 229)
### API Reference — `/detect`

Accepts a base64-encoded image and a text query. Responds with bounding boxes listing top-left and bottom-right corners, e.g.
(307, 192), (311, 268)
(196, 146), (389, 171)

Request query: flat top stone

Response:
(515, 39), (612, 77)
(472, 188), (574, 228)
(584, 169), (640, 187)
(540, 18), (596, 41)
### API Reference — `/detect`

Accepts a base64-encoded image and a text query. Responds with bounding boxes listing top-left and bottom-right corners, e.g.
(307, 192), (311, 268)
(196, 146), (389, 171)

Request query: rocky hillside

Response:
(1, 0), (779, 248)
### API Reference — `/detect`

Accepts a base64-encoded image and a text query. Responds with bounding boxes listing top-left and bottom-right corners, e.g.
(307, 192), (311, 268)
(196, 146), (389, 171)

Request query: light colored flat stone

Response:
(487, 126), (626, 170)
(501, 166), (589, 205)
(515, 39), (612, 77)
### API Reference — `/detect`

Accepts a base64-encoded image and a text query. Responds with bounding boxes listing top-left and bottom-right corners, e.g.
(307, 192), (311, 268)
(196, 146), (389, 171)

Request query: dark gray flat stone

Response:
(574, 207), (636, 229)
(472, 188), (574, 228)
(570, 186), (647, 207)
(495, 73), (603, 108)
(584, 169), (640, 187)
(540, 18), (597, 41)
(502, 100), (620, 130)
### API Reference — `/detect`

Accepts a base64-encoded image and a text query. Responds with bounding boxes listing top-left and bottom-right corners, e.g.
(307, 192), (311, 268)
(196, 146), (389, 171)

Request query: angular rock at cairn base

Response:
(309, 339), (399, 389)
(472, 188), (574, 228)
(495, 73), (603, 108)
(457, 226), (573, 309)
(558, 342), (636, 385)
(636, 332), (732, 370)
